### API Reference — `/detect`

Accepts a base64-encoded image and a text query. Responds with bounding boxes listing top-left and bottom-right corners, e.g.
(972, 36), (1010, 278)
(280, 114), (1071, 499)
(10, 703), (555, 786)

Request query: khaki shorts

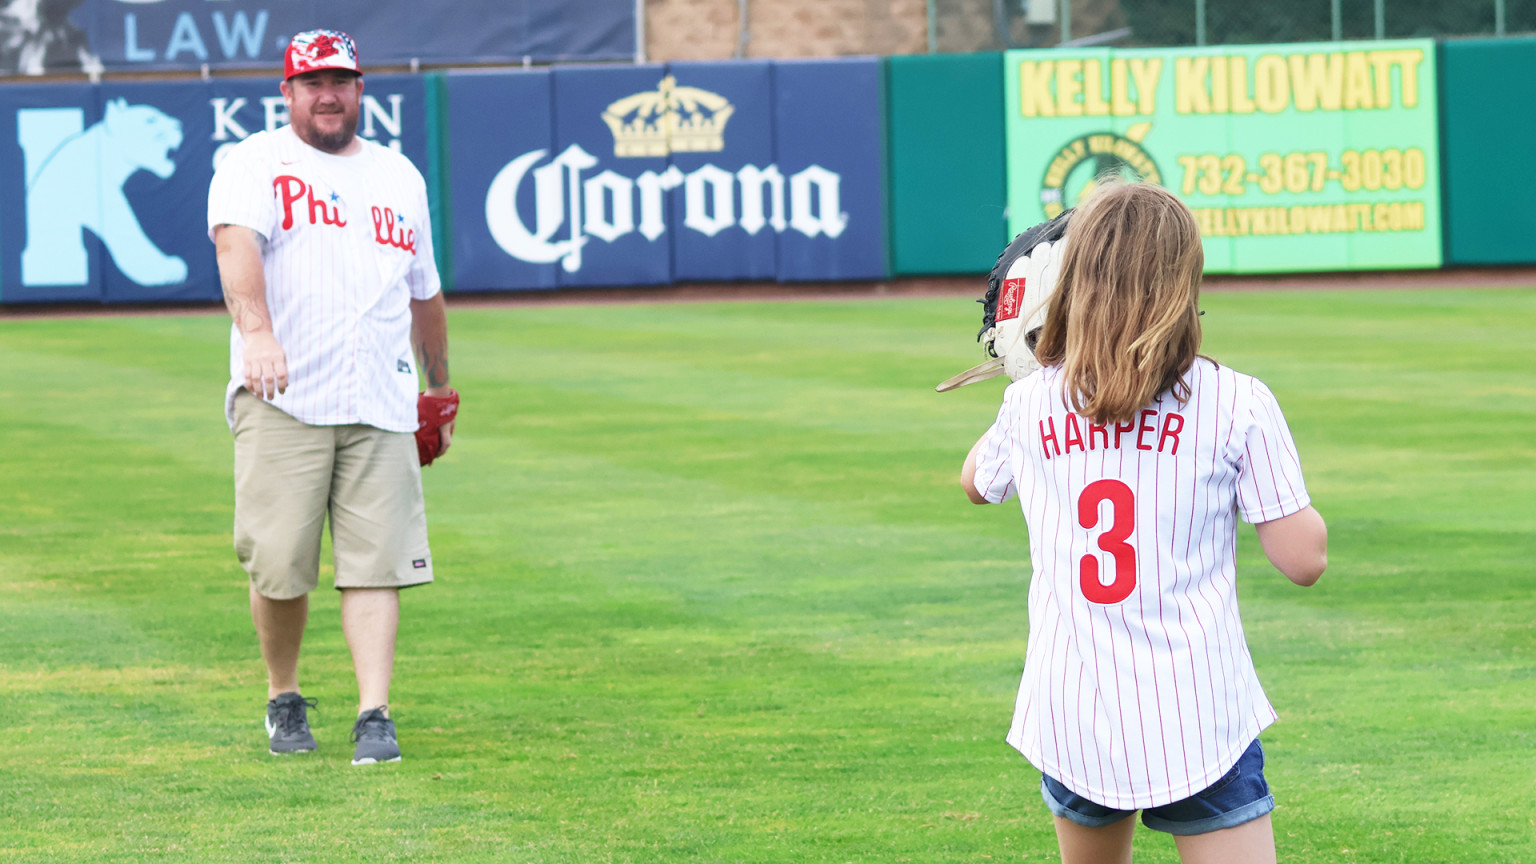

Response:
(232, 390), (433, 600)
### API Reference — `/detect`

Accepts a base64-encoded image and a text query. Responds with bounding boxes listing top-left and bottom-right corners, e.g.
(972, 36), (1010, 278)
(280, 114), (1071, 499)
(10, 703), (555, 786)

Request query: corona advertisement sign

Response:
(1004, 40), (1442, 273)
(448, 60), (888, 290)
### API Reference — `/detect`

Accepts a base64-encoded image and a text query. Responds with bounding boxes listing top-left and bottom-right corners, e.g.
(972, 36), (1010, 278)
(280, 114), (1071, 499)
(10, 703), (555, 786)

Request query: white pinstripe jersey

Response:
(973, 358), (1310, 810)
(207, 125), (440, 433)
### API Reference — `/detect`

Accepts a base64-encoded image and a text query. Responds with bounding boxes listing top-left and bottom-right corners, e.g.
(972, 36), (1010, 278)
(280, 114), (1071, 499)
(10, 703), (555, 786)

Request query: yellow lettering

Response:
(1368, 51), (1395, 108)
(1043, 141), (1085, 188)
(1331, 204), (1348, 231)
(1176, 56), (1211, 114)
(1345, 52), (1374, 110)
(1307, 206), (1331, 232)
(1375, 203), (1394, 230)
(1128, 57), (1162, 114)
(1254, 55), (1288, 113)
(1020, 61), (1056, 117)
(1405, 201), (1424, 230)
(1211, 56), (1229, 113)
(1229, 56), (1256, 113)
(1082, 59), (1110, 115)
(1397, 49), (1423, 107)
(1110, 59), (1135, 115)
(1288, 53), (1343, 112)
(1057, 59), (1083, 116)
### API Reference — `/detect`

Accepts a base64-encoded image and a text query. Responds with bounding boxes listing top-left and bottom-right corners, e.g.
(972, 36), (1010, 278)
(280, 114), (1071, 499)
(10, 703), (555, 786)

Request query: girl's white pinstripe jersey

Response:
(972, 357), (1310, 810)
(207, 125), (440, 433)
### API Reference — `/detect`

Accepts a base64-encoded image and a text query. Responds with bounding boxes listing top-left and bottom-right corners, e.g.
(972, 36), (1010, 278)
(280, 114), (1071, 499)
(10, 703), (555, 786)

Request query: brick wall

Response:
(646, 0), (927, 62)
(644, 0), (1131, 61)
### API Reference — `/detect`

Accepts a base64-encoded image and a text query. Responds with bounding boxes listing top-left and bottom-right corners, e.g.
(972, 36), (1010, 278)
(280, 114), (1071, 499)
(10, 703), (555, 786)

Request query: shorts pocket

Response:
(1196, 761), (1243, 799)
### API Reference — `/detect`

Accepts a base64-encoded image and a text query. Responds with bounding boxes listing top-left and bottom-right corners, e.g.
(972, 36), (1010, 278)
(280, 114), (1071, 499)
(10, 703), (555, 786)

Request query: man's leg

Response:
(330, 423), (429, 764)
(340, 587), (398, 714)
(251, 586), (308, 699)
(232, 390), (334, 754)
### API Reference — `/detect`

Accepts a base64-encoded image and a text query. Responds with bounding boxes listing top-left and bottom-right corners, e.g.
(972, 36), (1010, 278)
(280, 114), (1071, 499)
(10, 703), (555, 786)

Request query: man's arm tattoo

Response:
(221, 273), (268, 334)
(415, 339), (451, 389)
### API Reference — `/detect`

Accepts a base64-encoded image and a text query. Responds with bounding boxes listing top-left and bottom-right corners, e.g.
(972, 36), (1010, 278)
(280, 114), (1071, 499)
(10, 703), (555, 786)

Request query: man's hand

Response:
(214, 224), (286, 399)
(416, 388), (458, 465)
(243, 331), (289, 399)
(424, 385), (454, 457)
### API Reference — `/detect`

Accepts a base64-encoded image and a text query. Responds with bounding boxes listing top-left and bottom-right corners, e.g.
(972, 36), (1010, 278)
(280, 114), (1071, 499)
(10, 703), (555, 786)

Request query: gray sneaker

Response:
(265, 692), (317, 755)
(351, 707), (402, 765)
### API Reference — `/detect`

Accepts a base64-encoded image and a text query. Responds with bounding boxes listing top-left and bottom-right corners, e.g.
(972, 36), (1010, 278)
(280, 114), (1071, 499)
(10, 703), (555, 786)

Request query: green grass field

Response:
(1, 287), (1532, 863)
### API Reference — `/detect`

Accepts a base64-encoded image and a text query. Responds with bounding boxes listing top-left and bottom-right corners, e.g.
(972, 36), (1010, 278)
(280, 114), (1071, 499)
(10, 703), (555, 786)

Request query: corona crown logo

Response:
(601, 76), (734, 158)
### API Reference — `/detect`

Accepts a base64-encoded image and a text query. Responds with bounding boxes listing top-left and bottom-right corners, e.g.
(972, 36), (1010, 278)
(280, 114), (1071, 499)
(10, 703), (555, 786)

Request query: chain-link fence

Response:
(930, 0), (1536, 52)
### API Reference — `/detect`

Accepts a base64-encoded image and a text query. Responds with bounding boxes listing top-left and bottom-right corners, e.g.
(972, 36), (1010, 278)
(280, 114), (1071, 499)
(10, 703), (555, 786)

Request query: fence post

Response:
(1374, 0), (1385, 39)
(1196, 0), (1206, 45)
(1332, 0), (1342, 40)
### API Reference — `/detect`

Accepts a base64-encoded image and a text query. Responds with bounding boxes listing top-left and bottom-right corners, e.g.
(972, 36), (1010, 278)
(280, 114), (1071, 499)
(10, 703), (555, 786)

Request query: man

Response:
(207, 29), (455, 766)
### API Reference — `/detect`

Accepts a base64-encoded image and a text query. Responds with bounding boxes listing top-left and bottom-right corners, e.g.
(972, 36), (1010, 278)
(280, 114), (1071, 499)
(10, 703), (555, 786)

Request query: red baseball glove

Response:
(416, 389), (459, 467)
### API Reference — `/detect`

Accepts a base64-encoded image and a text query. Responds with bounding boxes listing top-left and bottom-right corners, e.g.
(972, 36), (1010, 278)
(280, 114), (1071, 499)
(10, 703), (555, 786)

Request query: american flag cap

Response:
(285, 29), (361, 80)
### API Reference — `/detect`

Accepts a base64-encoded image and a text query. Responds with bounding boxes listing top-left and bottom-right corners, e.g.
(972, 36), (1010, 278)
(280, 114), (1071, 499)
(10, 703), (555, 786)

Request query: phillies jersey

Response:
(207, 125), (440, 433)
(972, 358), (1310, 810)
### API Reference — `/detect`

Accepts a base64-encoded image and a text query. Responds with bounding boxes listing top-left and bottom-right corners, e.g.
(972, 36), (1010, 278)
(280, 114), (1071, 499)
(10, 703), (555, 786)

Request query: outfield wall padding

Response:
(446, 59), (889, 291)
(0, 75), (433, 305)
(1439, 37), (1536, 266)
(886, 53), (1007, 276)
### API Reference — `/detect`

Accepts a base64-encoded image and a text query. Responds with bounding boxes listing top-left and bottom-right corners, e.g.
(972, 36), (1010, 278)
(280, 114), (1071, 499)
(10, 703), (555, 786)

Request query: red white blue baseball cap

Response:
(285, 29), (361, 80)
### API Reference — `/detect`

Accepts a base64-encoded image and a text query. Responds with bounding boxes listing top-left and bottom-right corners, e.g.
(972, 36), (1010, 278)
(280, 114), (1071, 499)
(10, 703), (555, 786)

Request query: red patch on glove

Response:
(416, 389), (459, 466)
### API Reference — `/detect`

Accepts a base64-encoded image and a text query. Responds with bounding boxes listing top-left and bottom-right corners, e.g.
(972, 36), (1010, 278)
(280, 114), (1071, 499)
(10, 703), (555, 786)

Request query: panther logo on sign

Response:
(19, 99), (187, 287)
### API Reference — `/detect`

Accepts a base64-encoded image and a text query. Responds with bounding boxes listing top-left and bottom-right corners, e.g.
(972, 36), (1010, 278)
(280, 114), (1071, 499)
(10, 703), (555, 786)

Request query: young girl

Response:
(961, 181), (1327, 864)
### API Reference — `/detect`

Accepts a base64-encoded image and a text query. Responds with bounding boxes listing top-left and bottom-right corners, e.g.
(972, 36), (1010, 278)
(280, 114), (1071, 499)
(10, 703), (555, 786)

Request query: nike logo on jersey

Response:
(397, 359), (411, 373)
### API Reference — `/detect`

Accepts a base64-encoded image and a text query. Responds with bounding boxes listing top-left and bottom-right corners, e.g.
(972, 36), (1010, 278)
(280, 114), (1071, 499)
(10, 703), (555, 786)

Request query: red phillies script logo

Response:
(372, 207), (416, 255)
(273, 175), (346, 230)
(997, 277), (1026, 321)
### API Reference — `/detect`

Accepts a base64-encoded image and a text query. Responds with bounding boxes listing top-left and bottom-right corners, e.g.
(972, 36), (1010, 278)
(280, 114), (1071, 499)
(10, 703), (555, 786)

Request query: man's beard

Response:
(301, 109), (358, 153)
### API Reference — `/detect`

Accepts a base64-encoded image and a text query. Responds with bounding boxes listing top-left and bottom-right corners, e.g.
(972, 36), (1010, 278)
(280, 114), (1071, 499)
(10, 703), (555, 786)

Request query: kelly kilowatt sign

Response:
(1004, 40), (1441, 273)
(447, 59), (887, 291)
(0, 75), (429, 304)
(2, 0), (633, 76)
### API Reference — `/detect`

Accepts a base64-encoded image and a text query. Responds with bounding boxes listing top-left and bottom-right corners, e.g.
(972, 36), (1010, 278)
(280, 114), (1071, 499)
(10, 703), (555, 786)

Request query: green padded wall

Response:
(1440, 38), (1536, 265)
(887, 53), (1007, 275)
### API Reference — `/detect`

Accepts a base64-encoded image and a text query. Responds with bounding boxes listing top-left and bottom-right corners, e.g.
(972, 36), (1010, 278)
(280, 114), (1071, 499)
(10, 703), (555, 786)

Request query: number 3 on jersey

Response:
(1078, 479), (1136, 604)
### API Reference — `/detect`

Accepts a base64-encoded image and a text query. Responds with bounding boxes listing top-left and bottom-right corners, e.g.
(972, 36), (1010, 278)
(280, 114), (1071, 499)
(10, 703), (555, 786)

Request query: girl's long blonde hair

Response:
(1032, 180), (1204, 425)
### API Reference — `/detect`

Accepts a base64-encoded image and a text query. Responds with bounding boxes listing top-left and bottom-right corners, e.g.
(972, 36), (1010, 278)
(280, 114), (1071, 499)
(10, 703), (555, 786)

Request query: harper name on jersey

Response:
(1038, 409), (1185, 459)
(973, 358), (1310, 812)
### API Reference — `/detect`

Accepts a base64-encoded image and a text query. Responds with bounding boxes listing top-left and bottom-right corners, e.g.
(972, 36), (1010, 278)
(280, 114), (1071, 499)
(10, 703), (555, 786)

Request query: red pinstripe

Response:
(210, 126), (440, 434)
(976, 359), (1310, 809)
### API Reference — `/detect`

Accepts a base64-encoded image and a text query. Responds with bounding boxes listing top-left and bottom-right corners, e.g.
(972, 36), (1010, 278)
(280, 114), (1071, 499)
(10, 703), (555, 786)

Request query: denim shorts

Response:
(1041, 738), (1275, 836)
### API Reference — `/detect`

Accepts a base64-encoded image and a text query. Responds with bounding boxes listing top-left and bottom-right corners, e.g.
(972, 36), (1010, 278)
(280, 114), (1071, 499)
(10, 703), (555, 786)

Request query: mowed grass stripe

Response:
(0, 288), (1532, 862)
